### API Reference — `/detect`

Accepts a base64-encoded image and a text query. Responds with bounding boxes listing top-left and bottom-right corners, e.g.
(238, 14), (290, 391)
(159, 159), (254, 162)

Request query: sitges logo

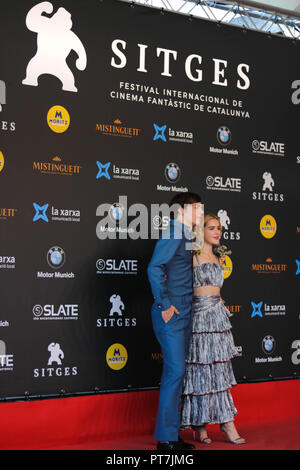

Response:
(252, 172), (284, 202)
(110, 40), (250, 89)
(217, 209), (240, 240)
(33, 304), (79, 321)
(22, 2), (87, 93)
(34, 342), (78, 378)
(97, 294), (137, 328)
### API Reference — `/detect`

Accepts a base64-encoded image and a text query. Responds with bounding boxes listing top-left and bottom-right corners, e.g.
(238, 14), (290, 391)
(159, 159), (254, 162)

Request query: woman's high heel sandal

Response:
(192, 427), (212, 445)
(220, 424), (246, 445)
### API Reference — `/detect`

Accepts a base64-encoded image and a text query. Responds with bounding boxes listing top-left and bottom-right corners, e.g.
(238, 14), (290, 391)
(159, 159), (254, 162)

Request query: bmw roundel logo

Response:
(47, 246), (65, 269)
(217, 126), (231, 146)
(109, 202), (124, 222)
(165, 163), (181, 183)
(262, 335), (276, 355)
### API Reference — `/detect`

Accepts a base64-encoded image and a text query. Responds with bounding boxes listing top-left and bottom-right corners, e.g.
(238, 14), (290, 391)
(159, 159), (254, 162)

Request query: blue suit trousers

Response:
(151, 294), (192, 442)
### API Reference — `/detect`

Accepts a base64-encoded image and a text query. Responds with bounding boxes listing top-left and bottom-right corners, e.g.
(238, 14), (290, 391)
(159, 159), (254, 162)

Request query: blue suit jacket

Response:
(147, 220), (193, 311)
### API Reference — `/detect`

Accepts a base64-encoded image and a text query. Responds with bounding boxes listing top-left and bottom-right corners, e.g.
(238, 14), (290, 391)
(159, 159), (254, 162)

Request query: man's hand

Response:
(162, 305), (180, 323)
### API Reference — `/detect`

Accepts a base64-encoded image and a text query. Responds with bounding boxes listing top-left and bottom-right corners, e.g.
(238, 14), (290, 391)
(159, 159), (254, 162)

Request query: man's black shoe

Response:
(156, 440), (185, 450)
(178, 436), (196, 449)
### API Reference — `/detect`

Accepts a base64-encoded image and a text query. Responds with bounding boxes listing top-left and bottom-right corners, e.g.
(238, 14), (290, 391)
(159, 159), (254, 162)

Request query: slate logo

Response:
(33, 304), (79, 320)
(96, 258), (138, 276)
(206, 175), (241, 192)
(252, 139), (285, 156)
(152, 214), (170, 231)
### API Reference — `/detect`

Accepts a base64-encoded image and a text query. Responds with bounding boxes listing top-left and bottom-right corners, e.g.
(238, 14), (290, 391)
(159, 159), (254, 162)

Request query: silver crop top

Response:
(193, 258), (224, 288)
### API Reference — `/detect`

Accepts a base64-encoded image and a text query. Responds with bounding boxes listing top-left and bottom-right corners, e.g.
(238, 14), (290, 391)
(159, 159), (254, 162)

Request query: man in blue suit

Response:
(147, 192), (202, 450)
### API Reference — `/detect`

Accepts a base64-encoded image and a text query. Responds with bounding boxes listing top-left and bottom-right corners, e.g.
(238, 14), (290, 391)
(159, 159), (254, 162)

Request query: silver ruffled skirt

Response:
(181, 295), (238, 427)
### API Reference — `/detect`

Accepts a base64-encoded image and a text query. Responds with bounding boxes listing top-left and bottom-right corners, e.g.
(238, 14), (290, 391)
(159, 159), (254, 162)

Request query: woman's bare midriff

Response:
(193, 285), (221, 296)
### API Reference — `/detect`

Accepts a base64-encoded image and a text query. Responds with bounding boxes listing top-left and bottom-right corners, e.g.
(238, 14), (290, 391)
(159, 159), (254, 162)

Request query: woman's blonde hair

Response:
(204, 213), (222, 230)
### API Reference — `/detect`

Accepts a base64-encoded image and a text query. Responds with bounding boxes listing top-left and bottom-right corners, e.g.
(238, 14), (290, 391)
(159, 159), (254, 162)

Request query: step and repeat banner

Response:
(0, 0), (299, 400)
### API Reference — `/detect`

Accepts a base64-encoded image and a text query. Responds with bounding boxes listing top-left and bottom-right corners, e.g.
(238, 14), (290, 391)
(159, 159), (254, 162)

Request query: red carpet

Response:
(0, 380), (299, 450)
(51, 421), (300, 450)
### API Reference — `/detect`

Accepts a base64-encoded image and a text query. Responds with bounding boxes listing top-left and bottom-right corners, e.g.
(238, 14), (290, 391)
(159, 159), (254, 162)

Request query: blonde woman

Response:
(181, 214), (245, 445)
